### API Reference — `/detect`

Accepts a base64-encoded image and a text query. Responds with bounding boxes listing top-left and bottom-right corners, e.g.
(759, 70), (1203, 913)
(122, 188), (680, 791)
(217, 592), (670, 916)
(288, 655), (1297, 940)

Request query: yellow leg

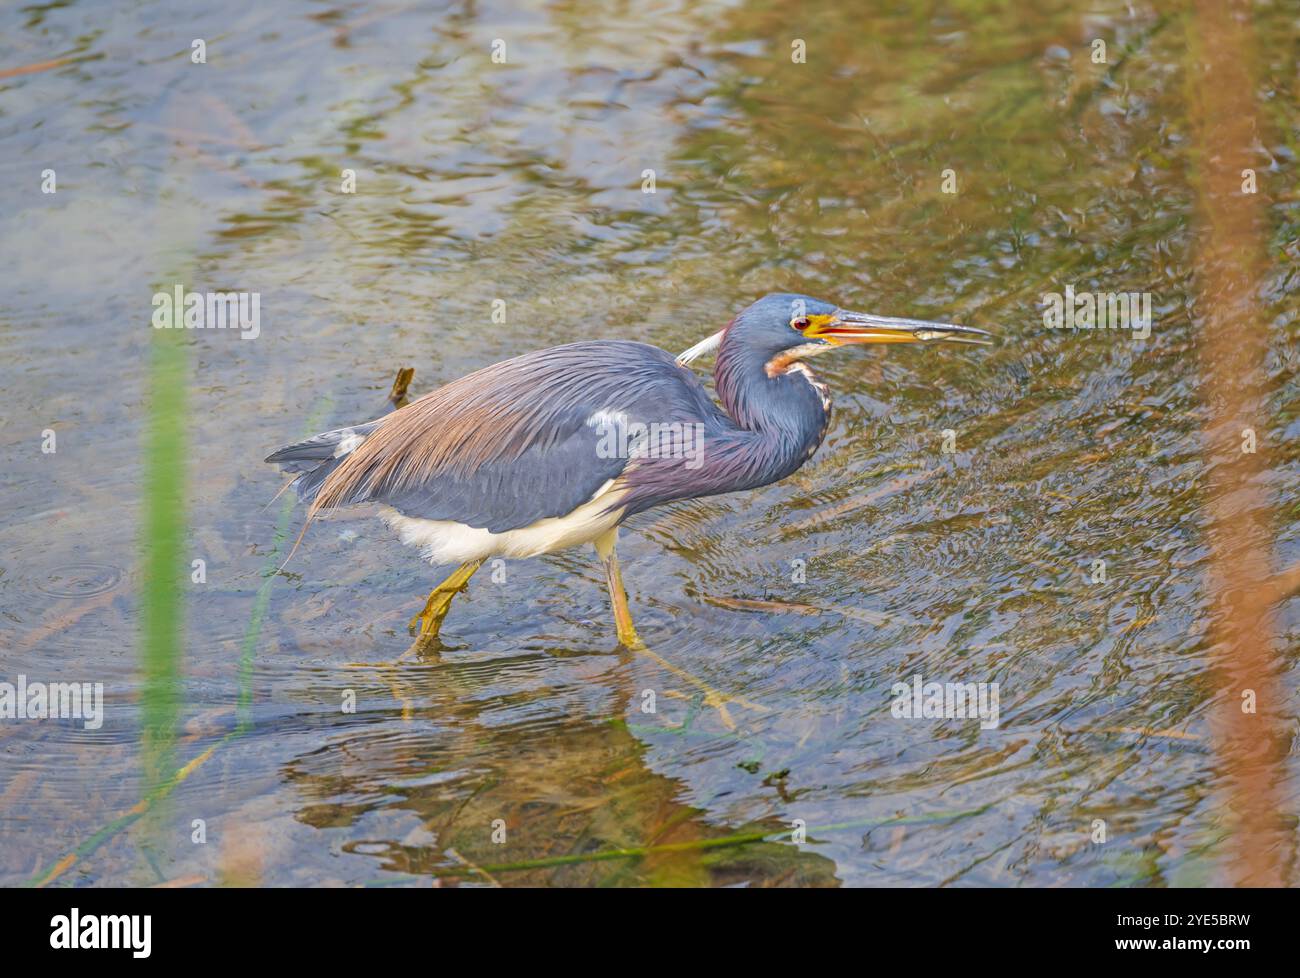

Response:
(592, 528), (766, 730)
(595, 528), (640, 647)
(408, 558), (484, 643)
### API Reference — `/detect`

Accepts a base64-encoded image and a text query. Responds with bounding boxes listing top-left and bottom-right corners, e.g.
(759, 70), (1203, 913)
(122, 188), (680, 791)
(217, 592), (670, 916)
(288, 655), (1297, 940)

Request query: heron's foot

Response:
(626, 639), (768, 732)
(402, 587), (464, 658)
(614, 620), (641, 650)
(406, 582), (465, 639)
(592, 529), (762, 730)
(403, 559), (485, 647)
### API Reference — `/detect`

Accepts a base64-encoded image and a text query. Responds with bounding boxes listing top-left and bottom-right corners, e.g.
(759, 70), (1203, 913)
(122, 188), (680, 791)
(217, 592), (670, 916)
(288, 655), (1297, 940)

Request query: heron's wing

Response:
(304, 341), (721, 533)
(373, 404), (627, 532)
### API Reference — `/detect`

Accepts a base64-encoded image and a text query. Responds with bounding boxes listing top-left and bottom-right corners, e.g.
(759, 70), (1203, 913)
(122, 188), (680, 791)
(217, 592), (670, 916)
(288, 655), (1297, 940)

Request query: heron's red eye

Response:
(790, 317), (810, 331)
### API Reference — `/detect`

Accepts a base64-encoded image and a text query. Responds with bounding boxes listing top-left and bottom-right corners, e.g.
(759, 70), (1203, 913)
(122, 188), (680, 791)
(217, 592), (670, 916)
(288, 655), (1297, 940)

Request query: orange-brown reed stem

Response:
(1189, 0), (1291, 887)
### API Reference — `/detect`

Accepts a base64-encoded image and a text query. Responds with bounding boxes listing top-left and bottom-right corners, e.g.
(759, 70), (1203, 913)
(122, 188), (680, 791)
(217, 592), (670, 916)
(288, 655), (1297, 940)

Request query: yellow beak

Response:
(806, 311), (994, 346)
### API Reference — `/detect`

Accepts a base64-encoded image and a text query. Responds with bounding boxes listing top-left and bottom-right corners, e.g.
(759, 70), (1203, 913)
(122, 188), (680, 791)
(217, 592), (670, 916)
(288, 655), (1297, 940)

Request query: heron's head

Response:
(723, 293), (991, 368)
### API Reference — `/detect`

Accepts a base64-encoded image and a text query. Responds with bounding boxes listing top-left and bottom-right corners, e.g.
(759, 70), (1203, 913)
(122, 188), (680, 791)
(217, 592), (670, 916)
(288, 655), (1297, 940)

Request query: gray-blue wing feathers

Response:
(265, 341), (725, 534)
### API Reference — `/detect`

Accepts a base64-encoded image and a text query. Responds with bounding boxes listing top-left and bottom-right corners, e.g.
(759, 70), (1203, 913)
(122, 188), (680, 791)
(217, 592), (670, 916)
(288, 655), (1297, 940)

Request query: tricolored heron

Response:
(266, 293), (989, 656)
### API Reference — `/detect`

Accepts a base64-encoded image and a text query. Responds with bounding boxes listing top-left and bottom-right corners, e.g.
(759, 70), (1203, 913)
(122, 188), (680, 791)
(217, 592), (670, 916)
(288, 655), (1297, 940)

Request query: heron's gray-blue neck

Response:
(711, 336), (831, 484)
(615, 337), (831, 516)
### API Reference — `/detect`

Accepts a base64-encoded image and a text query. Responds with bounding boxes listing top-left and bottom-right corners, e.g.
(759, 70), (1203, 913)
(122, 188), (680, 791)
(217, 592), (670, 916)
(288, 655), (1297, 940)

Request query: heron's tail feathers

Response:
(264, 421), (381, 503)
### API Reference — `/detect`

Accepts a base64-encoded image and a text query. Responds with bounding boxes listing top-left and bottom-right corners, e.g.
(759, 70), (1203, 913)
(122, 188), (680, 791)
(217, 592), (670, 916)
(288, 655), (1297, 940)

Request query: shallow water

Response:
(1, 0), (1297, 886)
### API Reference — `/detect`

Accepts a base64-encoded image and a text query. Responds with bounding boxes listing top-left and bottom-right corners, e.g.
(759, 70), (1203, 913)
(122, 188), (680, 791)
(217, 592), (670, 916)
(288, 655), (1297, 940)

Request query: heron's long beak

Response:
(808, 311), (993, 346)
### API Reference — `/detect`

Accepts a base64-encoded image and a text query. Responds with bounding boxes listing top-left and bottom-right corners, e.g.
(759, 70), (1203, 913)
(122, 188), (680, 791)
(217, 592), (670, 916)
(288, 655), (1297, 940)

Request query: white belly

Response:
(380, 480), (628, 565)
